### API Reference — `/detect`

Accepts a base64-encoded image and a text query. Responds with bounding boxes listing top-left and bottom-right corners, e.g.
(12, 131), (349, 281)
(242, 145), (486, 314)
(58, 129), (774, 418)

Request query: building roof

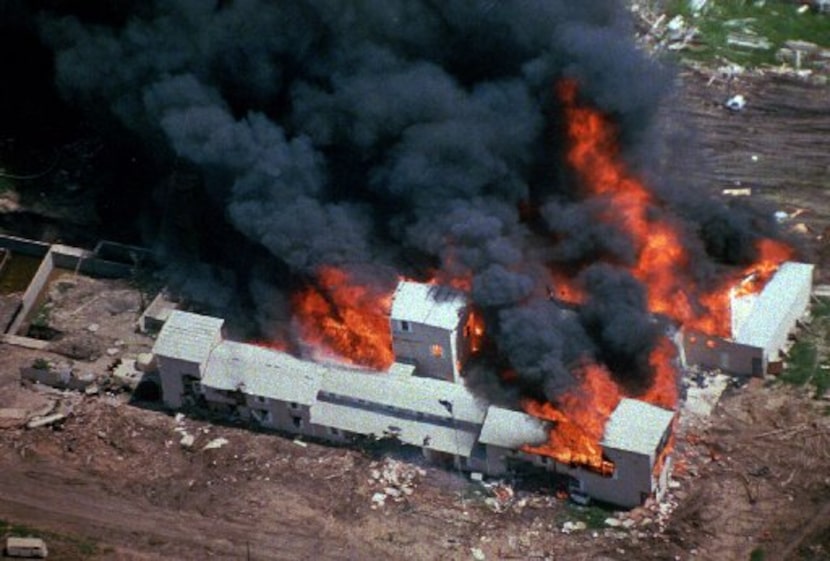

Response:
(319, 368), (487, 424)
(734, 261), (814, 349)
(310, 401), (479, 456)
(601, 398), (675, 456)
(478, 406), (551, 448)
(202, 341), (324, 405)
(390, 281), (466, 330)
(152, 310), (224, 365)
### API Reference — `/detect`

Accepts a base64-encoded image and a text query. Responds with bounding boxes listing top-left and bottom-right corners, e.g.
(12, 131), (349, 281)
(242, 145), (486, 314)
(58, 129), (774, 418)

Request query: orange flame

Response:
(464, 308), (486, 355)
(519, 80), (792, 474)
(292, 266), (395, 370)
(549, 269), (586, 305)
(522, 360), (620, 474)
(559, 79), (792, 339)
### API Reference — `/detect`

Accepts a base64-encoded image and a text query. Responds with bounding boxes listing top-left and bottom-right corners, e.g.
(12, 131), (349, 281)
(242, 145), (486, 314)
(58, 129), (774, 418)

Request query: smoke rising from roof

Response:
(36, 0), (786, 407)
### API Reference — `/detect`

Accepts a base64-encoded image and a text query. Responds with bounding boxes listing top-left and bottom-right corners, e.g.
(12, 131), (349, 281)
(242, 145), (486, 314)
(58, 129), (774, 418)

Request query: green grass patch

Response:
(780, 340), (818, 386)
(561, 503), (613, 529)
(749, 547), (766, 561)
(665, 0), (830, 67)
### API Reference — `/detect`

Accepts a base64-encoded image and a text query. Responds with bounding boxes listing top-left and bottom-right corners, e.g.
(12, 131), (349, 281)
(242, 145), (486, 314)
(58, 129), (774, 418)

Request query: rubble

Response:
(367, 458), (425, 507)
(202, 437), (229, 451)
(725, 94), (747, 111)
(481, 480), (515, 513)
(561, 521), (587, 534)
(26, 412), (67, 429)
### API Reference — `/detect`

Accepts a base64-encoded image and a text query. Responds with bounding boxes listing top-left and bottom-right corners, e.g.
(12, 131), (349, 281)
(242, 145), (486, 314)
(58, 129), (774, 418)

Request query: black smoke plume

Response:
(29, 0), (786, 407)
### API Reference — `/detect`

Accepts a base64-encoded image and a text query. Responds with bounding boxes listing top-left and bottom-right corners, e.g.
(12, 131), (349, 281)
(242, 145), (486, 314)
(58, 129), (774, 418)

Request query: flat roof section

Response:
(202, 341), (324, 405)
(390, 281), (466, 330)
(478, 406), (551, 449)
(319, 368), (487, 425)
(734, 262), (815, 349)
(601, 398), (675, 456)
(152, 310), (224, 365)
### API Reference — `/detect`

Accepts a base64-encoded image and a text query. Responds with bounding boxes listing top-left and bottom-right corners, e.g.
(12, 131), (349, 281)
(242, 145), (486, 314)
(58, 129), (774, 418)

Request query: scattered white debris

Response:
(179, 432), (195, 448)
(202, 437), (229, 451)
(774, 210), (790, 223)
(482, 480), (515, 513)
(470, 471), (484, 482)
(722, 187), (752, 197)
(292, 438), (308, 448)
(561, 520), (588, 534)
(174, 412), (186, 424)
(471, 547), (486, 560)
(604, 517), (623, 528)
(370, 492), (387, 509)
(689, 0), (708, 14)
(367, 458), (426, 506)
(725, 94), (746, 111)
(87, 323), (100, 333)
(26, 413), (67, 429)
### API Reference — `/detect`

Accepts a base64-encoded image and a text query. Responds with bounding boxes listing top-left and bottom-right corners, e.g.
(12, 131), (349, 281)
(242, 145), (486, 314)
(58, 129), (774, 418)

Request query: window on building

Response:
(289, 401), (300, 410)
(329, 427), (341, 436)
(254, 395), (266, 404)
(431, 344), (444, 358)
(292, 416), (302, 429)
(400, 320), (411, 332)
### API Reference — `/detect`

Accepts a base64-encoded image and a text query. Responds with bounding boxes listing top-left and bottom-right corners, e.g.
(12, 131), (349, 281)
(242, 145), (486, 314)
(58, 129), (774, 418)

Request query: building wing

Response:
(601, 398), (675, 456)
(152, 310), (223, 364)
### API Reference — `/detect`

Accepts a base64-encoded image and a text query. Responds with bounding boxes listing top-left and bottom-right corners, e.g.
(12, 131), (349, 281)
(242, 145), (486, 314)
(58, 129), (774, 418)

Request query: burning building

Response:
(153, 280), (678, 508)
(31, 0), (812, 509)
(682, 261), (815, 376)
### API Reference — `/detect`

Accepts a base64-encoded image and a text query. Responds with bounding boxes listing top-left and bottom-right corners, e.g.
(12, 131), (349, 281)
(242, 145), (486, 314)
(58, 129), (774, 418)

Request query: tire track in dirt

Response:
(0, 460), (379, 560)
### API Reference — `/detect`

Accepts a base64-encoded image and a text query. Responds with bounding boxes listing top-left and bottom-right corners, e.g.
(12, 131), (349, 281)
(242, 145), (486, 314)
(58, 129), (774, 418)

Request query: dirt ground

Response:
(1, 66), (830, 561)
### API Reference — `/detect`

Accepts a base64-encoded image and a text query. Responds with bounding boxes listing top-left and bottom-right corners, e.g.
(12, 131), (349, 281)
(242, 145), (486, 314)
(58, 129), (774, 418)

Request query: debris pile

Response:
(481, 480), (515, 513)
(367, 458), (425, 509)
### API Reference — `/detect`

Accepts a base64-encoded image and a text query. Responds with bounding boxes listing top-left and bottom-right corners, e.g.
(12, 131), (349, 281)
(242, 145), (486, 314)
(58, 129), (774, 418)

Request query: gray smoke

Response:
(36, 0), (787, 407)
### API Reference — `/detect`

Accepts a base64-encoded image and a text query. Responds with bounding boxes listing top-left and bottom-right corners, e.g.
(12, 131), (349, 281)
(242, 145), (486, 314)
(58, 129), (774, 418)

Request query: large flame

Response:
(292, 266), (395, 370)
(522, 361), (620, 474)
(286, 79), (793, 479)
(520, 80), (791, 473)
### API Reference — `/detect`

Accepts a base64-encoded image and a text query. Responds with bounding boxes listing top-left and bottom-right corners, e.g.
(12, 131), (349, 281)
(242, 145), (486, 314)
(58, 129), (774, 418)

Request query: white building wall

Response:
(157, 356), (201, 408)
(391, 321), (461, 382)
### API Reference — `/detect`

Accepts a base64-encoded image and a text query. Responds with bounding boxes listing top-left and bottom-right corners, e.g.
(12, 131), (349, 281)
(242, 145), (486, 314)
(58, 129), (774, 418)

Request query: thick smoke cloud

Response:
(36, 0), (782, 407)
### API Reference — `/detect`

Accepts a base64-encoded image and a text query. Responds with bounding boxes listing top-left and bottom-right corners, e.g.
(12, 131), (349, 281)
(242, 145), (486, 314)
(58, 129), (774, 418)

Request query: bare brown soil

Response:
(0, 69), (829, 561)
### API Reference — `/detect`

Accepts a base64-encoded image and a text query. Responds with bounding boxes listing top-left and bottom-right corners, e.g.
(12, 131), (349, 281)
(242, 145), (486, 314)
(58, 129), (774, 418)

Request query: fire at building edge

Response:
(11, 1), (811, 507)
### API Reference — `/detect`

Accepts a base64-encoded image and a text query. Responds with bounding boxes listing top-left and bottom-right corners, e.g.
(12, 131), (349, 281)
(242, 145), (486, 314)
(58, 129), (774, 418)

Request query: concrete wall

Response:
(50, 244), (134, 278)
(683, 331), (764, 376)
(759, 271), (812, 361)
(7, 249), (54, 335)
(157, 356), (201, 408)
(391, 321), (460, 382)
(0, 234), (50, 257)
